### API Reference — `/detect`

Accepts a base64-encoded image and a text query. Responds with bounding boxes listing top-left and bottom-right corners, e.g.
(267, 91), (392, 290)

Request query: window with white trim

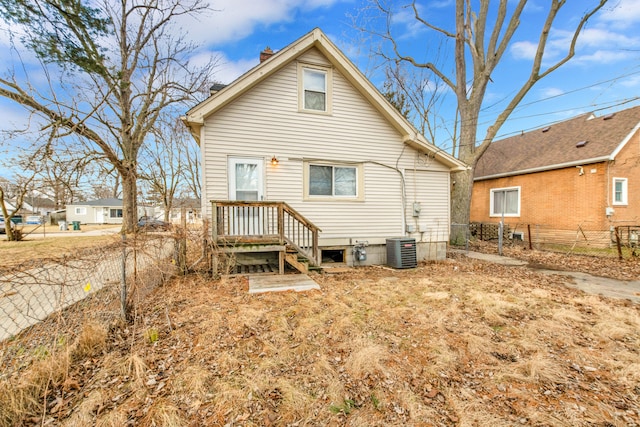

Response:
(298, 63), (332, 113)
(490, 186), (520, 217)
(613, 178), (628, 205)
(304, 162), (363, 200)
(109, 208), (123, 218)
(75, 207), (86, 215)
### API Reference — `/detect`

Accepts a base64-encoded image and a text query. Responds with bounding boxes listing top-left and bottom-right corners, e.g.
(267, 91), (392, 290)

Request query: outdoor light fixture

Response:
(271, 155), (279, 165)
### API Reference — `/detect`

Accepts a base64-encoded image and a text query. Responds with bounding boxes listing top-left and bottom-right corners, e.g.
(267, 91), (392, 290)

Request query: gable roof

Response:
(475, 104), (640, 180)
(182, 28), (466, 172)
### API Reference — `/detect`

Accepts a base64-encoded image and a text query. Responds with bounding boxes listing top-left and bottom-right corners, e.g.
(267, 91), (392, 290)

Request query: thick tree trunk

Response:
(450, 105), (480, 245)
(450, 167), (473, 245)
(121, 168), (138, 233)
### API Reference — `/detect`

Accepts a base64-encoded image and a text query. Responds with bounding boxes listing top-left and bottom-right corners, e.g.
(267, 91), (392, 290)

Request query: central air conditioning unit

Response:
(386, 238), (417, 269)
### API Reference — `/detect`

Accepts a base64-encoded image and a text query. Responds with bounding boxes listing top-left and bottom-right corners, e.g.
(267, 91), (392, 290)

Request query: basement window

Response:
(321, 248), (345, 264)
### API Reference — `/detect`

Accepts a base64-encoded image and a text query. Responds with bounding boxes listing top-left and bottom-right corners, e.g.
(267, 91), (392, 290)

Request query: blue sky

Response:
(181, 0), (640, 149)
(1, 0), (640, 156)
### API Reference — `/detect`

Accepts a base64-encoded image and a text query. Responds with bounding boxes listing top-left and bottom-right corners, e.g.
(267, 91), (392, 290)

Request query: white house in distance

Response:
(65, 198), (156, 225)
(182, 28), (466, 270)
(66, 198), (125, 224)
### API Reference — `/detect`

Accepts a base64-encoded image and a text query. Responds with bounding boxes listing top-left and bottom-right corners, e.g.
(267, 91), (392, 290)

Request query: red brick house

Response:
(470, 104), (640, 245)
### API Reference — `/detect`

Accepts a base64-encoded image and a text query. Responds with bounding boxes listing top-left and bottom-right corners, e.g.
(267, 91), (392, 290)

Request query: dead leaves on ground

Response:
(1, 257), (639, 426)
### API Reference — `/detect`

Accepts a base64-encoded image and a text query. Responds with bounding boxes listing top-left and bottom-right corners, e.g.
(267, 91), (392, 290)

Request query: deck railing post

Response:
(278, 203), (285, 244)
(313, 228), (319, 263)
(211, 202), (218, 242)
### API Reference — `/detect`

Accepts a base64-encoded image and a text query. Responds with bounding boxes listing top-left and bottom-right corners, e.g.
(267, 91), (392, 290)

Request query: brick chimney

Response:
(260, 47), (274, 63)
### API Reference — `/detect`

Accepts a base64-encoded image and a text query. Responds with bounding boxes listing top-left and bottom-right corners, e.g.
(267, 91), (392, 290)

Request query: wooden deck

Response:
(211, 201), (322, 275)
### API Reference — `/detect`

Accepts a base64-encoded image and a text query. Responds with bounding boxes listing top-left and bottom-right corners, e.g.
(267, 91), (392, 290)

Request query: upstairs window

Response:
(303, 69), (326, 111)
(613, 178), (628, 205)
(490, 187), (520, 217)
(298, 63), (332, 113)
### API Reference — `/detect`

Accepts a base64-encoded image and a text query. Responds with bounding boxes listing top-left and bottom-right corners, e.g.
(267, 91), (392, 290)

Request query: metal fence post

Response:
(615, 226), (623, 260)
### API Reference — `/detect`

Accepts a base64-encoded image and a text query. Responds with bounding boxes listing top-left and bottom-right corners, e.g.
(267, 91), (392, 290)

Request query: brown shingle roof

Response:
(475, 104), (640, 179)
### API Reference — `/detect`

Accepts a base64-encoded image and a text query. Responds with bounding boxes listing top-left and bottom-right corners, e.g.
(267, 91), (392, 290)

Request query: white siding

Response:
(404, 169), (451, 242)
(202, 47), (451, 244)
(65, 206), (94, 224)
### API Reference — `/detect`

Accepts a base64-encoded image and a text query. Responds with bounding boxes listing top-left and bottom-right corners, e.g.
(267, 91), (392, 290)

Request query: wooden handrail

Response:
(211, 201), (321, 265)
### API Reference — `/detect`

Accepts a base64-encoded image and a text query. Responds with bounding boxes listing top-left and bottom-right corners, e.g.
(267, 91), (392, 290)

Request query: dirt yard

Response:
(1, 252), (638, 426)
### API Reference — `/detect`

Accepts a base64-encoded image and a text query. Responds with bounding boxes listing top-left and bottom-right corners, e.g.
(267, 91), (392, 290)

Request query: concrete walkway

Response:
(248, 274), (321, 294)
(459, 250), (640, 304)
(20, 226), (122, 239)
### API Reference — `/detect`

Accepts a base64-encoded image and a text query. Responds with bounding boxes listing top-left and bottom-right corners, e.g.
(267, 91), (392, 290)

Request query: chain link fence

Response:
(452, 222), (640, 260)
(0, 231), (189, 373)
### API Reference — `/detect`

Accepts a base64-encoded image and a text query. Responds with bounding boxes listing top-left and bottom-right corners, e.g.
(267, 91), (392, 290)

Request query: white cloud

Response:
(391, 6), (426, 39)
(180, 0), (347, 47)
(510, 41), (538, 60)
(598, 0), (640, 28)
(538, 87), (565, 99)
(620, 74), (640, 88)
(207, 52), (259, 84)
(511, 26), (640, 65)
(573, 49), (633, 64)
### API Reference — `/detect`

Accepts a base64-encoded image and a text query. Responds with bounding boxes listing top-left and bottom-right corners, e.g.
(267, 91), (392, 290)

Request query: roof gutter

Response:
(474, 156), (611, 181)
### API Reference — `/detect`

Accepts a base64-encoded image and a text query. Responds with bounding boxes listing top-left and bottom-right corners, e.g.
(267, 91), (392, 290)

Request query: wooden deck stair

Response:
(211, 201), (322, 275)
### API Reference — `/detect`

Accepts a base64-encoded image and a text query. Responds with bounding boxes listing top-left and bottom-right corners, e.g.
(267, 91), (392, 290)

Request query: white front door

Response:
(228, 157), (264, 201)
(228, 157), (265, 235)
(95, 208), (105, 223)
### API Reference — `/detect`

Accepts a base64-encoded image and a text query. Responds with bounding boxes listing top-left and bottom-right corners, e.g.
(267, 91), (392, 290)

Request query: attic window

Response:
(576, 140), (588, 148)
(603, 113), (615, 120)
(298, 62), (332, 114)
(542, 127), (550, 133)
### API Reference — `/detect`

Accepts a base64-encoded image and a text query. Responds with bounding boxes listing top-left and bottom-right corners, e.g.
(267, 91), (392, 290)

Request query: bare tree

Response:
(37, 142), (101, 208)
(0, 149), (46, 241)
(382, 61), (455, 148)
(182, 132), (201, 202)
(138, 117), (185, 221)
(90, 164), (122, 200)
(367, 0), (608, 242)
(0, 0), (214, 233)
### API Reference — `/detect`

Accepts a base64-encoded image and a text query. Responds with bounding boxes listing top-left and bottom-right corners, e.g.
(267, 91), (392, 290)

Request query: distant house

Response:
(22, 197), (56, 216)
(182, 28), (466, 271)
(66, 198), (125, 224)
(66, 198), (156, 224)
(471, 104), (640, 244)
(163, 198), (201, 224)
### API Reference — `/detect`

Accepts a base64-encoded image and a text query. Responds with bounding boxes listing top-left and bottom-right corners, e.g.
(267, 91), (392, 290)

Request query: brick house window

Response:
(490, 186), (520, 217)
(613, 178), (628, 205)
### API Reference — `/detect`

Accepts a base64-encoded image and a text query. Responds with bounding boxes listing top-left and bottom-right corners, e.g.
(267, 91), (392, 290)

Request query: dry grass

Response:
(1, 255), (639, 426)
(0, 233), (118, 270)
